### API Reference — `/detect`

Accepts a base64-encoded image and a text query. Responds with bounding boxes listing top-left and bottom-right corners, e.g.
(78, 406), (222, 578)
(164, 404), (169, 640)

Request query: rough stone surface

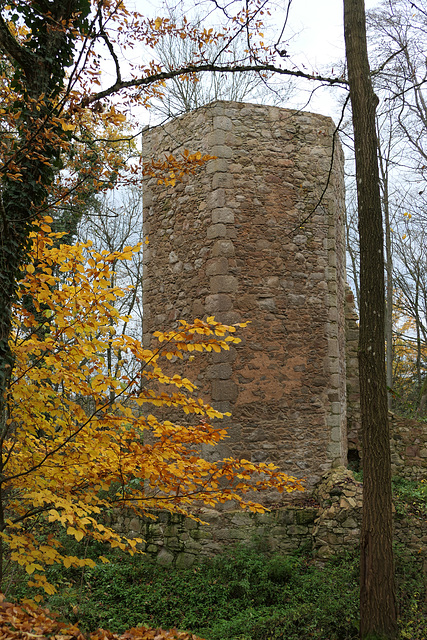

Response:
(138, 101), (427, 566)
(345, 286), (361, 468)
(114, 467), (426, 566)
(389, 415), (427, 479)
(143, 100), (347, 493)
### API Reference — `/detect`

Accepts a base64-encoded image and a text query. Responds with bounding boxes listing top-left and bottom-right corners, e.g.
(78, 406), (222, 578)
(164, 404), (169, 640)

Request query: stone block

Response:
(287, 525), (309, 535)
(212, 173), (233, 189)
(328, 442), (342, 458)
(206, 363), (233, 380)
(176, 552), (196, 569)
(206, 158), (229, 174)
(128, 517), (142, 533)
(211, 239), (235, 257)
(207, 223), (227, 239)
(157, 548), (174, 566)
(330, 401), (342, 415)
(342, 517), (359, 529)
(327, 414), (341, 428)
(210, 275), (238, 293)
(206, 257), (229, 276)
(212, 208), (235, 224)
(207, 130), (227, 146)
(258, 297), (276, 311)
(211, 379), (238, 402)
(205, 293), (233, 312)
(328, 340), (339, 358)
(211, 144), (233, 158)
(295, 509), (318, 525)
(146, 544), (158, 554)
(215, 527), (250, 541)
(275, 510), (296, 525)
(207, 188), (225, 208)
(230, 512), (253, 526)
(331, 426), (342, 442)
(213, 115), (233, 130)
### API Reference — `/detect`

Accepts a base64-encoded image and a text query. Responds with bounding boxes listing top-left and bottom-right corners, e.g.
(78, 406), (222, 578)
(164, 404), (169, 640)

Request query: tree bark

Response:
(343, 0), (397, 638)
(378, 141), (394, 411)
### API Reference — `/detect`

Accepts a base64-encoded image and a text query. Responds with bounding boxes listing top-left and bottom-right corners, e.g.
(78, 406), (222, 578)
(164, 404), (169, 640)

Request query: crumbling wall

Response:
(142, 101), (347, 492)
(114, 467), (426, 565)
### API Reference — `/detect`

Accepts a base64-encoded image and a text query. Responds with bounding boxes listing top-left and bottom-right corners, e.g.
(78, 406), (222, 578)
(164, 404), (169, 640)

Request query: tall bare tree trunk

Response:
(343, 0), (397, 638)
(377, 130), (394, 412)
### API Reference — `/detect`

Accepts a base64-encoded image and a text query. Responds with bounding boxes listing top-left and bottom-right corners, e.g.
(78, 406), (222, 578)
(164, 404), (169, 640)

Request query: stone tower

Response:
(142, 101), (347, 492)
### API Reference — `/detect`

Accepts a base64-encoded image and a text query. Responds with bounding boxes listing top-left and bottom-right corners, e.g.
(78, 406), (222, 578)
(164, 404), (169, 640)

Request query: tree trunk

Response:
(377, 127), (394, 412)
(343, 0), (397, 638)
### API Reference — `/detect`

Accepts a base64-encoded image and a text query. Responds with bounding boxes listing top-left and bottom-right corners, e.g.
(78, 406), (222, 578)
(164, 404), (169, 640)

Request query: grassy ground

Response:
(7, 476), (427, 640)
(9, 542), (426, 640)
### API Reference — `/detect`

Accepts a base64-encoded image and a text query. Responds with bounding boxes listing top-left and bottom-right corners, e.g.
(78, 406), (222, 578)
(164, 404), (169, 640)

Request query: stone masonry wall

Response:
(142, 101), (347, 493)
(115, 506), (317, 569)
(390, 415), (427, 479)
(114, 467), (426, 567)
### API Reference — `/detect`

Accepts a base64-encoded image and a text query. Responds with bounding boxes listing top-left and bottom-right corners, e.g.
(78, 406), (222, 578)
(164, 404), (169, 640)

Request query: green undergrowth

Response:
(392, 476), (427, 518)
(8, 541), (426, 640)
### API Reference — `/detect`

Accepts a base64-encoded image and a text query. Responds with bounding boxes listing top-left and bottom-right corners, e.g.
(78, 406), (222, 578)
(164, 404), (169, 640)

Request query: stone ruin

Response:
(129, 100), (427, 564)
(142, 100), (349, 493)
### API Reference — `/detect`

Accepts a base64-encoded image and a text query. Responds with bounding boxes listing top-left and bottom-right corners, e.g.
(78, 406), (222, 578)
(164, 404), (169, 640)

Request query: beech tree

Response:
(1, 220), (303, 596)
(0, 0), (330, 600)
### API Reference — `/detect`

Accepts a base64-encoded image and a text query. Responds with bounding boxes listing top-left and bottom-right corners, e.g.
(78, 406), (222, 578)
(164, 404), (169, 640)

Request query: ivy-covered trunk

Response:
(0, 0), (86, 402)
(0, 3), (89, 568)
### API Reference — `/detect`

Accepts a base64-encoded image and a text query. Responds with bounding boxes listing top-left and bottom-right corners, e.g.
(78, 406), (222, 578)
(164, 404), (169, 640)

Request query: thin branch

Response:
(84, 62), (348, 105)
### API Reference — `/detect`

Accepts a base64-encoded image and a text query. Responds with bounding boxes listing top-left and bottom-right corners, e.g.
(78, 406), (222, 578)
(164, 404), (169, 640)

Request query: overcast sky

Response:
(122, 0), (382, 123)
(283, 0), (381, 116)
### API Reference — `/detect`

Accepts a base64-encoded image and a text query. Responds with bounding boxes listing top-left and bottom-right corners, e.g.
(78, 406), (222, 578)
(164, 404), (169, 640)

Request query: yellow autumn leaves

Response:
(1, 221), (302, 597)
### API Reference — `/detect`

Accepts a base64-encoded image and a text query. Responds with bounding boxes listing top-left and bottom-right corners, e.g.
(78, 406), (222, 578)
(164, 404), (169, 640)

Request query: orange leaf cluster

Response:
(0, 595), (205, 640)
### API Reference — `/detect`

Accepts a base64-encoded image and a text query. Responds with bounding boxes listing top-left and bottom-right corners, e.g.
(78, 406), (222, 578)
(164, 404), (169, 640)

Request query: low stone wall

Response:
(314, 467), (427, 559)
(113, 468), (426, 567)
(115, 504), (318, 569)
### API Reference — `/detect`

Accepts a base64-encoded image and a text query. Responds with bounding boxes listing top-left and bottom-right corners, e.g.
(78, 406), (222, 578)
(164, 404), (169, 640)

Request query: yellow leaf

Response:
(99, 555), (110, 563)
(43, 582), (57, 595)
(61, 121), (75, 131)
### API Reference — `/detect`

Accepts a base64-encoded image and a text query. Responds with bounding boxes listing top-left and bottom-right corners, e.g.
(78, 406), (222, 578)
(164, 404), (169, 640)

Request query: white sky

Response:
(283, 0), (381, 116)
(121, 0), (382, 123)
